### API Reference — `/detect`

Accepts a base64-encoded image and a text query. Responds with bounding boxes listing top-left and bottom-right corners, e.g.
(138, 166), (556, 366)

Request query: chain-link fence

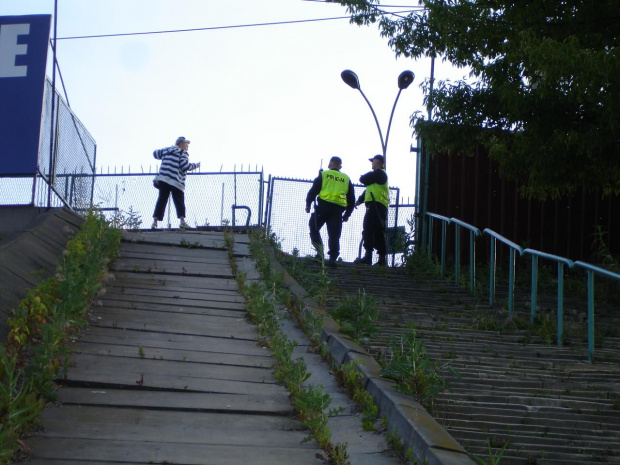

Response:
(92, 172), (265, 229)
(0, 78), (96, 209)
(266, 176), (416, 263)
(90, 172), (416, 263)
(2, 156), (417, 263)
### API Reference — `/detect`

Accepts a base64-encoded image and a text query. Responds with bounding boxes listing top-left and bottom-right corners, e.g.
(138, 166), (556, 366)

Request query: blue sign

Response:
(0, 15), (51, 176)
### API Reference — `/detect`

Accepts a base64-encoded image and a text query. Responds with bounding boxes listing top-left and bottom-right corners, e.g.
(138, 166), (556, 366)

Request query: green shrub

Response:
(0, 209), (121, 460)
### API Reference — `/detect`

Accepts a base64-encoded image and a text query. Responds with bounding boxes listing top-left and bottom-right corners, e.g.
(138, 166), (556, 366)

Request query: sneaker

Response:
(151, 220), (158, 230)
(354, 254), (372, 265)
(179, 220), (189, 229)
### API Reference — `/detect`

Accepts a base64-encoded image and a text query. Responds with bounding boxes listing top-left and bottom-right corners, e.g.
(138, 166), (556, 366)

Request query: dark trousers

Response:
(362, 202), (388, 256)
(153, 182), (185, 220)
(309, 200), (345, 259)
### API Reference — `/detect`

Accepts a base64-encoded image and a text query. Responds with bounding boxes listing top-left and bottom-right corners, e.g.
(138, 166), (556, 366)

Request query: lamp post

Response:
(341, 69), (414, 167)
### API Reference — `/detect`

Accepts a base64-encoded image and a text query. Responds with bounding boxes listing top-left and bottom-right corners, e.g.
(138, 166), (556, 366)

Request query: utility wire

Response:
(303, 0), (423, 8)
(54, 11), (418, 41)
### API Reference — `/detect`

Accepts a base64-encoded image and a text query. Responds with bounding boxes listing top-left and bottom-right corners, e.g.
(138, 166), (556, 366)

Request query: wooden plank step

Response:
(105, 286), (245, 303)
(111, 271), (239, 291)
(101, 294), (246, 312)
(111, 258), (232, 277)
(26, 437), (322, 465)
(37, 407), (306, 444)
(76, 327), (266, 356)
(54, 388), (295, 416)
(90, 310), (258, 339)
(95, 300), (245, 319)
(66, 353), (276, 387)
(71, 341), (273, 368)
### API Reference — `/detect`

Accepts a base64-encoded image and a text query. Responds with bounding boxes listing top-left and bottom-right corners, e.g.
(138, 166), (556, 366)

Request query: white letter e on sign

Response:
(0, 23), (30, 78)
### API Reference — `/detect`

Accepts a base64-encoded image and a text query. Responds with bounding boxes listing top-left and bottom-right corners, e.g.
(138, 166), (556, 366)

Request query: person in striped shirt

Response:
(151, 136), (201, 229)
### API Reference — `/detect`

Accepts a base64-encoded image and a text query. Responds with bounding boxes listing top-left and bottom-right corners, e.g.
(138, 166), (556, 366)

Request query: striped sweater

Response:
(153, 146), (198, 192)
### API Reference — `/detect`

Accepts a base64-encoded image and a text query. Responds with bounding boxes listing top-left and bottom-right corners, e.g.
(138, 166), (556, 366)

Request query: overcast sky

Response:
(4, 1), (463, 202)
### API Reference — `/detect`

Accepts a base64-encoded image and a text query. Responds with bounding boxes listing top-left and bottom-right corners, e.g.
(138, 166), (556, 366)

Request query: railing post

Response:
(489, 237), (496, 306)
(469, 230), (476, 295)
(454, 223), (461, 286)
(428, 216), (434, 257)
(531, 255), (538, 323)
(440, 221), (446, 277)
(587, 270), (595, 362)
(508, 248), (515, 315)
(557, 262), (565, 347)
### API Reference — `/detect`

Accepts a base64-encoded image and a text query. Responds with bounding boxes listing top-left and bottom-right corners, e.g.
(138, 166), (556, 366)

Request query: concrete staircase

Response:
(317, 261), (620, 465)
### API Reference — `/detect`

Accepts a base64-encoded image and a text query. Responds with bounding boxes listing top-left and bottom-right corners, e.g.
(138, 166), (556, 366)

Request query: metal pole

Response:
(220, 183), (224, 226)
(383, 88), (404, 167)
(356, 87), (386, 160)
(420, 58), (435, 251)
(47, 0), (58, 209)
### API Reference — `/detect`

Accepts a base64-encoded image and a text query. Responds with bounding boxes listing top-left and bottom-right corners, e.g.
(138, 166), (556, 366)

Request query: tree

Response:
(338, 0), (620, 199)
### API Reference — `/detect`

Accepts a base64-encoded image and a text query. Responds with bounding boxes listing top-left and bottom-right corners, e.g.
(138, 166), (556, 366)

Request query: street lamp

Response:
(341, 69), (414, 167)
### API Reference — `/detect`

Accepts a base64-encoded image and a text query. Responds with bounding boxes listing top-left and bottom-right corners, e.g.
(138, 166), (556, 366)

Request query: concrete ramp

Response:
(0, 207), (82, 341)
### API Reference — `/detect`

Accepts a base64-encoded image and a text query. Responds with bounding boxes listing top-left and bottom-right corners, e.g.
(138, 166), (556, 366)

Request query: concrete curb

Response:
(269, 252), (476, 465)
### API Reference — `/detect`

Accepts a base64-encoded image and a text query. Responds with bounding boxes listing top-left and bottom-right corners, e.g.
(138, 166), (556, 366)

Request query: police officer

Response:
(355, 154), (389, 266)
(305, 156), (355, 267)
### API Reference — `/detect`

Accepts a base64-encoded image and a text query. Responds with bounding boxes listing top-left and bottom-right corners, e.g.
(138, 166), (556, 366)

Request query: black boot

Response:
(355, 252), (372, 265)
(375, 255), (387, 266)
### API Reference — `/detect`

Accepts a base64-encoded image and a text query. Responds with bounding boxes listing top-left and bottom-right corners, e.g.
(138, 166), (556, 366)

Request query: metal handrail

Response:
(483, 228), (524, 314)
(523, 249), (575, 348)
(423, 212), (620, 362)
(451, 218), (481, 294)
(425, 213), (481, 293)
(574, 261), (620, 361)
(426, 213), (450, 277)
(232, 205), (251, 227)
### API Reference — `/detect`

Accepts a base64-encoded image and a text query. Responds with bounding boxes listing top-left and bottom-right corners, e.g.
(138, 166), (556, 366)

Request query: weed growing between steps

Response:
(471, 438), (508, 465)
(223, 230), (351, 465)
(382, 420), (416, 464)
(278, 253), (382, 345)
(254, 232), (420, 464)
(277, 244), (453, 415)
(331, 290), (380, 343)
(379, 324), (457, 414)
(333, 361), (378, 431)
(0, 209), (122, 462)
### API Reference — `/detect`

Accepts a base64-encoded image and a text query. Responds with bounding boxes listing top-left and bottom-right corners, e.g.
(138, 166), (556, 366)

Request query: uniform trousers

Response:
(309, 200), (346, 259)
(362, 202), (388, 256)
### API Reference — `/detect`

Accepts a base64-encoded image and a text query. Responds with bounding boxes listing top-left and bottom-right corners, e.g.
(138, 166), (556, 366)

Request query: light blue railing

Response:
(427, 213), (481, 294)
(573, 261), (620, 362)
(423, 212), (620, 361)
(484, 228), (523, 314)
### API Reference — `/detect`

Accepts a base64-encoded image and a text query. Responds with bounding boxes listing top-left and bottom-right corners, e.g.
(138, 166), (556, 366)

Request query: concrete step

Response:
(314, 259), (620, 465)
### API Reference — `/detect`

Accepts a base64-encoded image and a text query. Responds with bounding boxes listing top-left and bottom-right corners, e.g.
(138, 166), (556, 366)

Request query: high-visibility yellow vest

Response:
(364, 169), (389, 207)
(319, 169), (350, 207)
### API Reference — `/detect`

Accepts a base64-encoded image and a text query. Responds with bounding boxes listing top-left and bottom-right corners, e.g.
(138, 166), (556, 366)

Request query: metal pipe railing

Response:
(426, 213), (481, 292)
(483, 228), (523, 314)
(523, 249), (574, 347)
(452, 218), (481, 294)
(426, 212), (450, 277)
(574, 261), (620, 361)
(423, 211), (620, 362)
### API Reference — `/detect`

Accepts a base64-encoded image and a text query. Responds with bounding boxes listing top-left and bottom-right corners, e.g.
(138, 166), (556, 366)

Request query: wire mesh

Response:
(0, 78), (97, 209)
(92, 172), (264, 229)
(267, 177), (416, 264)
